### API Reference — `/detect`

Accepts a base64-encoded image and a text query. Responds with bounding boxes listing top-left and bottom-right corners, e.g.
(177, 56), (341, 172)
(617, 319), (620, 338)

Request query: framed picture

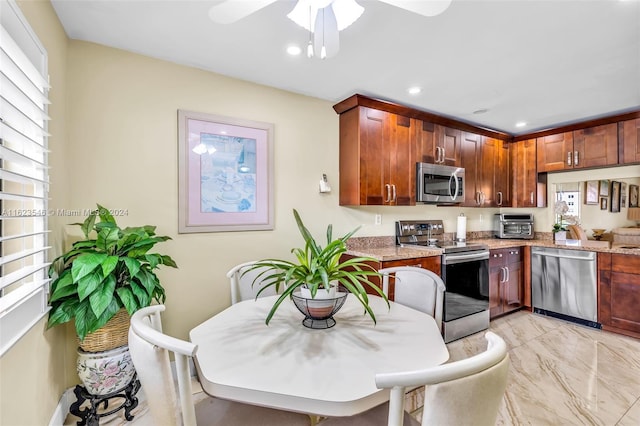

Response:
(600, 197), (608, 210)
(610, 181), (621, 213)
(621, 182), (627, 208)
(630, 184), (639, 208)
(178, 110), (274, 233)
(585, 181), (599, 205)
(599, 180), (610, 197)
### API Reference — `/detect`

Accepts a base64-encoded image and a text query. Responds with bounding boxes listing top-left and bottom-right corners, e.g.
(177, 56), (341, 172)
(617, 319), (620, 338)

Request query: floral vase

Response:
(77, 345), (136, 396)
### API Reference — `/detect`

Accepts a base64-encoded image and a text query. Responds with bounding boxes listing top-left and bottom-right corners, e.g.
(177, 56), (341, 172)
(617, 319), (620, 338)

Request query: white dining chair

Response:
(379, 266), (445, 331)
(319, 331), (509, 426)
(226, 260), (277, 305)
(128, 305), (311, 426)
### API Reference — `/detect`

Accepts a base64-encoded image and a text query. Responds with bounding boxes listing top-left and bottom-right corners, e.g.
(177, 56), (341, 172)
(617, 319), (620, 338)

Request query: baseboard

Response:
(49, 387), (75, 426)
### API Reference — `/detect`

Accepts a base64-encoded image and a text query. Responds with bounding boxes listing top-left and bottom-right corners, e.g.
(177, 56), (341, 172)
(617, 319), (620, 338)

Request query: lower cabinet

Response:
(598, 253), (640, 338)
(340, 254), (441, 301)
(489, 248), (523, 319)
(376, 257), (441, 301)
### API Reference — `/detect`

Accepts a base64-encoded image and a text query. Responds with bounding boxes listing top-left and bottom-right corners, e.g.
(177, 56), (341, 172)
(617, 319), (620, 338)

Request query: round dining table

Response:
(189, 294), (449, 417)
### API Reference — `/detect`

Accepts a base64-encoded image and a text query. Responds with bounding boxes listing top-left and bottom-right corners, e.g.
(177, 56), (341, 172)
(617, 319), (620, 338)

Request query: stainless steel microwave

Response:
(416, 163), (464, 204)
(494, 213), (534, 239)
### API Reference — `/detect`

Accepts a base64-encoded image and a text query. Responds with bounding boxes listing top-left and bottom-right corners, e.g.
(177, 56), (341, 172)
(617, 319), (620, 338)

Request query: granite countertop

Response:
(346, 236), (640, 262)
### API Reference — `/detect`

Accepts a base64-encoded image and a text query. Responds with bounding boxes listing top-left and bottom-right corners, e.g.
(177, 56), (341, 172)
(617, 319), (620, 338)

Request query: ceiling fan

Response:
(209, 0), (452, 58)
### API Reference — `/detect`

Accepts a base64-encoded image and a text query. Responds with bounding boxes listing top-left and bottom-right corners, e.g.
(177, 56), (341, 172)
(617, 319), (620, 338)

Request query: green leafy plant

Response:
(47, 204), (177, 341)
(245, 209), (388, 325)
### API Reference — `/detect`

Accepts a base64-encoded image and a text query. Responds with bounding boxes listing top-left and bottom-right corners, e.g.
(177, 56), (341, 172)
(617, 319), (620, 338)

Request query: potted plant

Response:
(245, 209), (388, 326)
(47, 204), (177, 396)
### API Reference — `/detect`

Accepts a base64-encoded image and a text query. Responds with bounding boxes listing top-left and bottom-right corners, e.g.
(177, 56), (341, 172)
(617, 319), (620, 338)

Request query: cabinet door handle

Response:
(567, 151), (572, 166)
(440, 147), (445, 163)
(497, 191), (503, 206)
(385, 184), (391, 203)
(530, 191), (534, 205)
(392, 184), (397, 202)
(505, 266), (510, 282)
(574, 151), (579, 166)
(500, 267), (506, 283)
(481, 192), (485, 205)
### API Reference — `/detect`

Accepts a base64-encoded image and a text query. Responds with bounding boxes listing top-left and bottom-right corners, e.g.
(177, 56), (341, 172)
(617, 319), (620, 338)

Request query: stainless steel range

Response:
(396, 220), (490, 343)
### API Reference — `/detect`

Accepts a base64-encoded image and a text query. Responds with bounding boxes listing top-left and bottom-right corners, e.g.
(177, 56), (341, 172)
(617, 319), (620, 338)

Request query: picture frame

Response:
(599, 180), (610, 197)
(600, 197), (608, 210)
(630, 184), (639, 208)
(621, 182), (627, 208)
(610, 181), (621, 213)
(178, 110), (274, 233)
(585, 181), (599, 205)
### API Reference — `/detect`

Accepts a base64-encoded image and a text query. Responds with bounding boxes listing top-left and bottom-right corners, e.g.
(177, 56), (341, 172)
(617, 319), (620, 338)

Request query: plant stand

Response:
(69, 374), (140, 426)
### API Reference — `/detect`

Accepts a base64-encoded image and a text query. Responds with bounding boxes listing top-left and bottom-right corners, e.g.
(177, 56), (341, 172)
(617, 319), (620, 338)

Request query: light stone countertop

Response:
(346, 237), (640, 262)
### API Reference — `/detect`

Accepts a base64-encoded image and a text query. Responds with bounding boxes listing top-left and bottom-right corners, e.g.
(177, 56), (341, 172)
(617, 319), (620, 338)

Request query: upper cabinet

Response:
(536, 124), (618, 172)
(415, 122), (462, 166)
(620, 118), (640, 164)
(460, 134), (510, 207)
(338, 106), (415, 206)
(512, 139), (546, 208)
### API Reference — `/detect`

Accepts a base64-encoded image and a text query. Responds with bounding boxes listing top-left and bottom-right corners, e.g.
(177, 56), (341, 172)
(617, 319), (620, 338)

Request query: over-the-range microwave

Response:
(416, 163), (465, 204)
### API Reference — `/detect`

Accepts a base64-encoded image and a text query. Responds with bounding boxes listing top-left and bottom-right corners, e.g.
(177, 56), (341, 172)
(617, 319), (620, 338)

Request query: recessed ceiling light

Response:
(515, 121), (527, 128)
(473, 108), (489, 115)
(408, 87), (421, 95)
(286, 45), (302, 56)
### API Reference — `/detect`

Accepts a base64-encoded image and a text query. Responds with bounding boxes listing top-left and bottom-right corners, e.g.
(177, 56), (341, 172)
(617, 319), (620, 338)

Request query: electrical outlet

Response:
(479, 214), (483, 223)
(375, 214), (382, 225)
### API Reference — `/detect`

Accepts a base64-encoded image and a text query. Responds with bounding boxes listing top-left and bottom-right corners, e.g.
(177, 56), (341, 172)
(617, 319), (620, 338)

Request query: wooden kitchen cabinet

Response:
(537, 124), (618, 172)
(460, 133), (510, 207)
(489, 248), (523, 319)
(338, 106), (415, 206)
(376, 256), (441, 301)
(619, 118), (640, 164)
(511, 138), (546, 207)
(598, 253), (640, 338)
(415, 122), (462, 166)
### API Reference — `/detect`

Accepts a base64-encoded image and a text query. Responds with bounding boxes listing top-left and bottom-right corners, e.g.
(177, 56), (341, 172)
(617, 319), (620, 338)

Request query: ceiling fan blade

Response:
(208, 0), (279, 24)
(376, 0), (452, 17)
(313, 6), (340, 58)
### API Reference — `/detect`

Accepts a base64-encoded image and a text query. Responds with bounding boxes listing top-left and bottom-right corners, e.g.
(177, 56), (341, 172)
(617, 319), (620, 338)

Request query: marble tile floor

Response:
(65, 310), (640, 425)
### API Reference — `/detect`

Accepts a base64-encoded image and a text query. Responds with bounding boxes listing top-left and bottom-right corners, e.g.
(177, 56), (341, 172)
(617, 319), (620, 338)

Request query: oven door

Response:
(441, 251), (490, 323)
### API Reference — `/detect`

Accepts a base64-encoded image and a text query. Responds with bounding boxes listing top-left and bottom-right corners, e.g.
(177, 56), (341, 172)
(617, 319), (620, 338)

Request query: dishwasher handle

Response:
(531, 248), (596, 262)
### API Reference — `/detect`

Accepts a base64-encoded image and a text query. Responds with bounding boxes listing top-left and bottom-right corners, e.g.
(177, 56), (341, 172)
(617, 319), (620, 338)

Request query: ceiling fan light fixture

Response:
(287, 0), (364, 32)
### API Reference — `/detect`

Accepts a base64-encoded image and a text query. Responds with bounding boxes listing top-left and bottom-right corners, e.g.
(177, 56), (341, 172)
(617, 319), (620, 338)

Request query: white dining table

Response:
(189, 294), (449, 417)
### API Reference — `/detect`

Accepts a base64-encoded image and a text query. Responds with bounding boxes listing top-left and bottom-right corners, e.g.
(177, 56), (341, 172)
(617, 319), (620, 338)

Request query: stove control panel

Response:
(396, 220), (444, 245)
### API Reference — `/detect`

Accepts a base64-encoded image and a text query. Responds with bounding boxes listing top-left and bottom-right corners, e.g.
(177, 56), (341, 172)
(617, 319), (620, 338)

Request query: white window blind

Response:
(0, 0), (51, 357)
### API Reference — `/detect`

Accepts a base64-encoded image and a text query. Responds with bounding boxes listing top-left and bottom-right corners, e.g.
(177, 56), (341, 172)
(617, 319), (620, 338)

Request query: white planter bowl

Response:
(77, 345), (136, 396)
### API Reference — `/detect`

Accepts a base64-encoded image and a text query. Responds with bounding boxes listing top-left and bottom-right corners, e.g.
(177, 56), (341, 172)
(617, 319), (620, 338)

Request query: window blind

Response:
(0, 0), (51, 357)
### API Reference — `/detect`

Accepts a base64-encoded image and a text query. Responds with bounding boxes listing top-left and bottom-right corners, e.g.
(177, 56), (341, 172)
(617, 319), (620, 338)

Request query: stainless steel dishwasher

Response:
(531, 247), (600, 328)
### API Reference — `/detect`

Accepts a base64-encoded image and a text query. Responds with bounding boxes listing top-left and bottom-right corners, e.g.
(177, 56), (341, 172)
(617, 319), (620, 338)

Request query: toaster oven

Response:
(494, 213), (534, 239)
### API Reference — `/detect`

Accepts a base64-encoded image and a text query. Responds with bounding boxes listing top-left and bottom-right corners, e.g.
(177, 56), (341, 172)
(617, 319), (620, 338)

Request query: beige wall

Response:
(0, 1), (74, 425)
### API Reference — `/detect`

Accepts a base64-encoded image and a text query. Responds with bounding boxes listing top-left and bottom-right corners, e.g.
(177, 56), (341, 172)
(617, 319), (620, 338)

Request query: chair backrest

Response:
(376, 331), (509, 426)
(226, 261), (277, 305)
(379, 266), (445, 330)
(128, 305), (198, 426)
(568, 224), (588, 241)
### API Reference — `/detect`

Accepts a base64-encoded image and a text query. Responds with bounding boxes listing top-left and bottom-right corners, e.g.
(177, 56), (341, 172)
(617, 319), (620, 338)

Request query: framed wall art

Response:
(585, 181), (598, 205)
(621, 182), (627, 208)
(599, 180), (609, 197)
(600, 197), (608, 210)
(630, 184), (639, 208)
(610, 181), (621, 213)
(178, 110), (274, 233)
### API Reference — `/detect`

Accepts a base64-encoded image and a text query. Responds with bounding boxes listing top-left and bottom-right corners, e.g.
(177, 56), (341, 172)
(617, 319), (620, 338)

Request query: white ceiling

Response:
(50, 0), (640, 135)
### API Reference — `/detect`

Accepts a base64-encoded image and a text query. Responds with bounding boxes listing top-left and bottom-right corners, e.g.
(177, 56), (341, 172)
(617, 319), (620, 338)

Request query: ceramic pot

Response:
(77, 345), (136, 396)
(554, 231), (567, 241)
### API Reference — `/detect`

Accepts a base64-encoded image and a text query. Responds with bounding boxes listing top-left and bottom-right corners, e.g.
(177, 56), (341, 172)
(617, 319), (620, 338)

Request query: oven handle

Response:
(442, 251), (489, 264)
